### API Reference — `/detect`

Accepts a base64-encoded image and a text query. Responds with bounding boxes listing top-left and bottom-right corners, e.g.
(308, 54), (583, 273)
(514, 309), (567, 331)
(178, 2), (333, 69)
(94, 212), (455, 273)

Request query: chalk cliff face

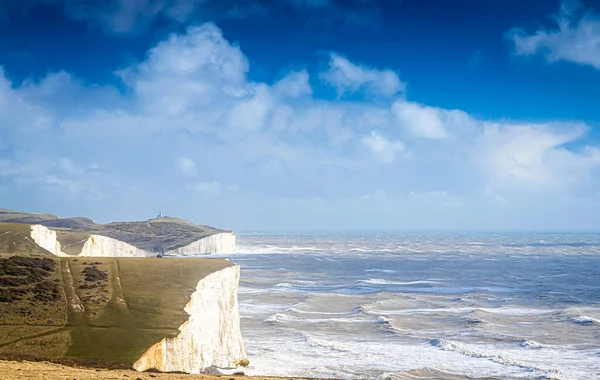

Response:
(133, 265), (247, 373)
(30, 225), (62, 256)
(79, 235), (154, 257)
(29, 224), (154, 257)
(166, 232), (236, 255)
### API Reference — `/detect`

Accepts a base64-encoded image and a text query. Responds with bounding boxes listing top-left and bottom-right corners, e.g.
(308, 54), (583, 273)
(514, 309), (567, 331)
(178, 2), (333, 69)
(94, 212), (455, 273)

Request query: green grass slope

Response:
(0, 223), (52, 257)
(0, 253), (232, 366)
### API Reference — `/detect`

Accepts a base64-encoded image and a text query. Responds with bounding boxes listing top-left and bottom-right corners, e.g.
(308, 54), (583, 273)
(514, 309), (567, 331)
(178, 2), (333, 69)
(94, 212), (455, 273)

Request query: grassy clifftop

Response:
(0, 209), (229, 253)
(0, 252), (233, 367)
(0, 223), (53, 257)
(0, 220), (237, 369)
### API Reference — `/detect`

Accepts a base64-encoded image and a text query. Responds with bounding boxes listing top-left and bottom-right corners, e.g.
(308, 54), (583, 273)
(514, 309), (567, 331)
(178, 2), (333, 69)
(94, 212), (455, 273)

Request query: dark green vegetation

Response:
(0, 257), (60, 303)
(0, 229), (233, 367)
(0, 209), (228, 253)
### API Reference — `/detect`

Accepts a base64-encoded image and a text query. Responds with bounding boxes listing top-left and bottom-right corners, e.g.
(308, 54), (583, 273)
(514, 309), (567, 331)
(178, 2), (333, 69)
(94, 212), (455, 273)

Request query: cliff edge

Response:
(0, 209), (236, 256)
(0, 247), (247, 373)
(134, 265), (245, 373)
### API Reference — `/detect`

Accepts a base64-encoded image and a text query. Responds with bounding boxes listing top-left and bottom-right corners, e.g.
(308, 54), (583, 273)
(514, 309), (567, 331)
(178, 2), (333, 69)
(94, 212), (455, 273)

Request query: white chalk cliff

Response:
(29, 224), (247, 374)
(29, 224), (154, 257)
(78, 235), (154, 257)
(166, 232), (236, 255)
(30, 225), (236, 257)
(133, 265), (247, 373)
(30, 224), (62, 256)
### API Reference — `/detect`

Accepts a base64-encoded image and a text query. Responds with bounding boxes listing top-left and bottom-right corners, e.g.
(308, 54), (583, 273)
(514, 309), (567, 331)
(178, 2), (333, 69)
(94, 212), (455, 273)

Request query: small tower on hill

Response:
(157, 212), (163, 218)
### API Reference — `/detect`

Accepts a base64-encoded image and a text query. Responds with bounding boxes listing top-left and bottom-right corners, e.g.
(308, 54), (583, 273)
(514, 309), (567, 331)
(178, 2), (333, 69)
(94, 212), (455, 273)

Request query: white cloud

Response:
(392, 101), (448, 139)
(2, 22), (600, 229)
(474, 123), (600, 192)
(361, 131), (406, 164)
(321, 53), (405, 97)
(177, 157), (198, 177)
(391, 100), (477, 140)
(117, 24), (249, 122)
(273, 70), (312, 98)
(227, 85), (273, 130)
(509, 1), (600, 69)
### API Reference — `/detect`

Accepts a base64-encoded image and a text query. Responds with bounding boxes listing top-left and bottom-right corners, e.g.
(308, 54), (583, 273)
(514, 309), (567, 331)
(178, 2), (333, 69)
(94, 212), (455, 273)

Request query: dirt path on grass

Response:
(59, 259), (85, 319)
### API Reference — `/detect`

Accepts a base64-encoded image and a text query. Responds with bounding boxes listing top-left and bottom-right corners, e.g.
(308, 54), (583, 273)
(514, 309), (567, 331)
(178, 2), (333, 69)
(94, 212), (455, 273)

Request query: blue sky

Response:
(1, 0), (600, 230)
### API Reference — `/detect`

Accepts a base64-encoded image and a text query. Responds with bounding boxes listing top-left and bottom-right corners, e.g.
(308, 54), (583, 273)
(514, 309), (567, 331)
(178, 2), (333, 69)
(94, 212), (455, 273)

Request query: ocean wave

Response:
(460, 310), (486, 325)
(359, 305), (476, 316)
(376, 316), (403, 335)
(271, 281), (350, 293)
(365, 269), (398, 274)
(477, 307), (557, 316)
(304, 337), (352, 353)
(264, 312), (294, 325)
(429, 338), (559, 374)
(272, 282), (295, 290)
(519, 339), (544, 349)
(265, 311), (376, 326)
(238, 287), (271, 294)
(286, 307), (349, 316)
(568, 314), (600, 325)
(359, 279), (442, 286)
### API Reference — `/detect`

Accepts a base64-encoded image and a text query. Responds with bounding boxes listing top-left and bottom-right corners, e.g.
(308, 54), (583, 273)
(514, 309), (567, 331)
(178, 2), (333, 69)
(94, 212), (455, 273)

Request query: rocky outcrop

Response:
(79, 235), (154, 257)
(30, 225), (62, 256)
(166, 232), (236, 255)
(133, 265), (247, 373)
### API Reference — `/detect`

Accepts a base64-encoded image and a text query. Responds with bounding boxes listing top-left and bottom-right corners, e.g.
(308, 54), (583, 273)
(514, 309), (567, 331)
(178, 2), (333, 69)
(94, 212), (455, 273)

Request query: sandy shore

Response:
(0, 360), (307, 380)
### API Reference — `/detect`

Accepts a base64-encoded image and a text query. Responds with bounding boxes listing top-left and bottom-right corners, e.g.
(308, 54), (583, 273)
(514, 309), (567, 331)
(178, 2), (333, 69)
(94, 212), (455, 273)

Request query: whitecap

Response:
(359, 279), (442, 286)
(569, 314), (600, 325)
(429, 338), (559, 374)
(519, 339), (544, 349)
(365, 269), (398, 274)
(286, 307), (349, 316)
(264, 312), (294, 325)
(305, 337), (352, 353)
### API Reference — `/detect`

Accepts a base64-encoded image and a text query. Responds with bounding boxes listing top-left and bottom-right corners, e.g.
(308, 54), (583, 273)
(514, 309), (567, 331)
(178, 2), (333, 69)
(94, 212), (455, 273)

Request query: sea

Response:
(212, 232), (600, 380)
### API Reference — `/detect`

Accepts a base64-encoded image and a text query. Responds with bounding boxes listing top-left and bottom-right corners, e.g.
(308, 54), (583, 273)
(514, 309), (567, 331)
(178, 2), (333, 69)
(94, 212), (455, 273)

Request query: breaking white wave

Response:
(359, 279), (442, 286)
(264, 312), (295, 325)
(265, 311), (377, 326)
(286, 307), (350, 316)
(429, 338), (560, 375)
(478, 307), (557, 316)
(376, 316), (403, 335)
(569, 314), (600, 325)
(519, 339), (545, 349)
(304, 336), (353, 353)
(365, 269), (398, 274)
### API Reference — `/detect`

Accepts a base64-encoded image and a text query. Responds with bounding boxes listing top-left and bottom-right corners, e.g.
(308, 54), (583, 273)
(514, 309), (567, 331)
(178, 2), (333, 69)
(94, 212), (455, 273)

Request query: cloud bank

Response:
(1, 23), (599, 230)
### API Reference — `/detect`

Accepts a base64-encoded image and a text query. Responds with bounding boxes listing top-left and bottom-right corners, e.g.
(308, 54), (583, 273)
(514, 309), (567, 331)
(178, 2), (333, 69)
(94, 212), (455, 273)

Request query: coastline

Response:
(0, 360), (321, 380)
(0, 359), (494, 380)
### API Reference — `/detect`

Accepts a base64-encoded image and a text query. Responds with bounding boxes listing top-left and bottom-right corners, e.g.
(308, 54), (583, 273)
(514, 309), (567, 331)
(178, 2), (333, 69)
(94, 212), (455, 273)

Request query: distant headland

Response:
(0, 208), (236, 257)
